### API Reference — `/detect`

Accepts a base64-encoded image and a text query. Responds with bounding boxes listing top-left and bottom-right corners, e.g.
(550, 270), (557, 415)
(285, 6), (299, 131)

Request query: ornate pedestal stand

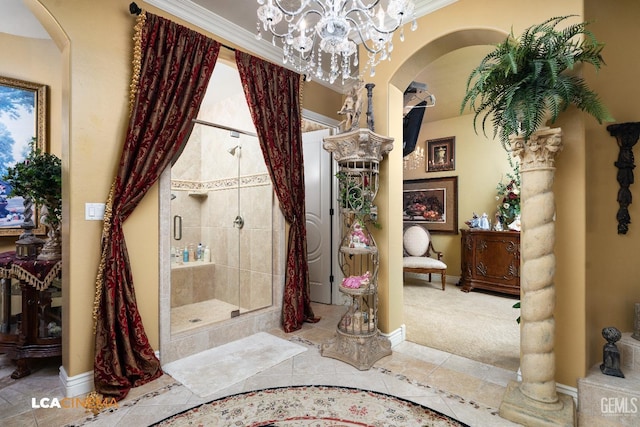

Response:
(321, 128), (393, 370)
(499, 127), (575, 426)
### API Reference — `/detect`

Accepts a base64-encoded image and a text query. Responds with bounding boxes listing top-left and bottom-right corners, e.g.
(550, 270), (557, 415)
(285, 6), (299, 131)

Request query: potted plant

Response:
(336, 171), (380, 229)
(2, 141), (62, 260)
(460, 15), (613, 148)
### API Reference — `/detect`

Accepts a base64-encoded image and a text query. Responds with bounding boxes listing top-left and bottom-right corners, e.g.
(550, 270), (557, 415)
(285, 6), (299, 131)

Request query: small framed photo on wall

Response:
(427, 136), (455, 172)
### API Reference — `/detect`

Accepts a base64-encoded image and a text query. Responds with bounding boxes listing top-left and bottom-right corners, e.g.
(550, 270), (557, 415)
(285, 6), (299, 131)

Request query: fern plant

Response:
(2, 140), (62, 230)
(460, 15), (613, 148)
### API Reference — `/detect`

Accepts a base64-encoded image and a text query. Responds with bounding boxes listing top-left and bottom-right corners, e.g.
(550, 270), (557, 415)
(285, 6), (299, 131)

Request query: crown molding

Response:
(143, 0), (346, 93)
(143, 0), (458, 94)
(415, 0), (458, 16)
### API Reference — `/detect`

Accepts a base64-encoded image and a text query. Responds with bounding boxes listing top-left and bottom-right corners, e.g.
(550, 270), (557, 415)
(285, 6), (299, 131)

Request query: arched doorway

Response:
(391, 28), (523, 370)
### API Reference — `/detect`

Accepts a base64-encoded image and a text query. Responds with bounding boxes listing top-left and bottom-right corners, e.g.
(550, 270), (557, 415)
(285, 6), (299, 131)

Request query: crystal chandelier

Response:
(403, 145), (424, 170)
(256, 0), (417, 84)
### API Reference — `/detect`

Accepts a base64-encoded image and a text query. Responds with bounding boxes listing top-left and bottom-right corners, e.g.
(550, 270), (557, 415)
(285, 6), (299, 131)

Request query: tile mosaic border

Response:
(290, 336), (504, 419)
(70, 335), (506, 426)
(171, 173), (271, 192)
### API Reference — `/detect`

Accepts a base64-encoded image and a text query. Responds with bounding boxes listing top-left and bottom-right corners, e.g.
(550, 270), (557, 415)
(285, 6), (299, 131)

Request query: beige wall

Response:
(584, 0), (640, 370)
(34, 0), (139, 377)
(365, 0), (590, 387)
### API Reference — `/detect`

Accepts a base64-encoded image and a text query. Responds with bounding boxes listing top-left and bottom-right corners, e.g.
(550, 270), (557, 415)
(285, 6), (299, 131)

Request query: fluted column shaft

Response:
(510, 127), (563, 404)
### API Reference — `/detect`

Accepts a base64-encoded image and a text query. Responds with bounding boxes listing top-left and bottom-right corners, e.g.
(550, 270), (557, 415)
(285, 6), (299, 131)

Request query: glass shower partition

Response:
(169, 122), (273, 335)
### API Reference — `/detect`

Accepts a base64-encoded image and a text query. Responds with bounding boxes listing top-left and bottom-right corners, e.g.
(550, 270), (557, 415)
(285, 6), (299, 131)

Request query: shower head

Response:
(171, 193), (176, 200)
(228, 145), (240, 156)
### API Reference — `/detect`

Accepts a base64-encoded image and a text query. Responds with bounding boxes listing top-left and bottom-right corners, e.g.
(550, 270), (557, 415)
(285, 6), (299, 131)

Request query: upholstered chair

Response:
(402, 225), (447, 290)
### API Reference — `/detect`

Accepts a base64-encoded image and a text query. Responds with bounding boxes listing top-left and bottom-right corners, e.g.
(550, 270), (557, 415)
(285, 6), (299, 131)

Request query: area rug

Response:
(152, 385), (469, 427)
(161, 332), (307, 398)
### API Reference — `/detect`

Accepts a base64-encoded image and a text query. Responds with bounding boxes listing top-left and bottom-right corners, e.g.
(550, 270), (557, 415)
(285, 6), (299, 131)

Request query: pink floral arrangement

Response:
(341, 271), (371, 289)
(349, 221), (369, 247)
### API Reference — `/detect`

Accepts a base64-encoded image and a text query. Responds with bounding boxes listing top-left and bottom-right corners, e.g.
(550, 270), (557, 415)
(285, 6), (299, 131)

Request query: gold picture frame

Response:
(427, 136), (455, 172)
(402, 176), (458, 234)
(0, 76), (47, 236)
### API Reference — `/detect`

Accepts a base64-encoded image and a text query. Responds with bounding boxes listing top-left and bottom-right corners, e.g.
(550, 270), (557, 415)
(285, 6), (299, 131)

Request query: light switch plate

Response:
(85, 203), (105, 220)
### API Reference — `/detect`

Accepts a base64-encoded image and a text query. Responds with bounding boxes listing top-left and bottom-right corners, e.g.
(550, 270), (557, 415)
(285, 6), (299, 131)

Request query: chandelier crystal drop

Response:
(256, 0), (417, 84)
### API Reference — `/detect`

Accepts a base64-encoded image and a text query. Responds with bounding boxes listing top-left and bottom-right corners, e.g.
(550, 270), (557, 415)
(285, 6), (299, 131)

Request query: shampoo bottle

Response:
(204, 245), (211, 262)
(182, 246), (189, 262)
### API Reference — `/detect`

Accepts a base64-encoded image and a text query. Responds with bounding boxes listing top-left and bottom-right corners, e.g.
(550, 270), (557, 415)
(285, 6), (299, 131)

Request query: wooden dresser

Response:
(459, 229), (520, 295)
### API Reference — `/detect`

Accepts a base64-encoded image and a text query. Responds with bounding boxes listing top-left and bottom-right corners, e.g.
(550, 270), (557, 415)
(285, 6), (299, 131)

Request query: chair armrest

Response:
(427, 241), (444, 260)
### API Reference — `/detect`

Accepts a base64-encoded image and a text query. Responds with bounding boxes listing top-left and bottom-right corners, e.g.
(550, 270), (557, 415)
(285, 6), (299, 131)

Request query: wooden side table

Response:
(0, 251), (62, 379)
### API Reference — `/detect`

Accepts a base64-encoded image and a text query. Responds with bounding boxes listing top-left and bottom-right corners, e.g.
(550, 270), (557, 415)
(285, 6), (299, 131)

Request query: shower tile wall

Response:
(171, 123), (272, 312)
(161, 62), (282, 364)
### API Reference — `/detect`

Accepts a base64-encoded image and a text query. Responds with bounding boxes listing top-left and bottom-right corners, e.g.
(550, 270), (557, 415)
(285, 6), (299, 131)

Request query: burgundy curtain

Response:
(235, 51), (318, 332)
(93, 12), (220, 400)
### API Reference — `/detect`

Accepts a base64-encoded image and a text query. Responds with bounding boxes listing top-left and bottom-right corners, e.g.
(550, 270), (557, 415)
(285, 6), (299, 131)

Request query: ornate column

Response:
(499, 127), (576, 426)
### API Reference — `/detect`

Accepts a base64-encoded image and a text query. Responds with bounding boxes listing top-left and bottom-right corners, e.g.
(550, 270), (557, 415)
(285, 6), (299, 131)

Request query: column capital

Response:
(510, 127), (563, 171)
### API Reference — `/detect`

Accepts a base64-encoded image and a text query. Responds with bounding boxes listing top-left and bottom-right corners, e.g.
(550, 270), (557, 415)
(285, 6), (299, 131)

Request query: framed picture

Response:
(0, 76), (47, 236)
(403, 176), (458, 234)
(427, 136), (455, 172)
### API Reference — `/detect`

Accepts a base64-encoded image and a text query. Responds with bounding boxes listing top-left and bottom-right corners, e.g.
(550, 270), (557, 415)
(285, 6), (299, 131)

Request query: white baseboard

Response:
(404, 272), (460, 285)
(446, 275), (460, 284)
(58, 350), (160, 398)
(557, 382), (578, 403)
(381, 324), (406, 348)
(59, 366), (93, 398)
(515, 368), (577, 403)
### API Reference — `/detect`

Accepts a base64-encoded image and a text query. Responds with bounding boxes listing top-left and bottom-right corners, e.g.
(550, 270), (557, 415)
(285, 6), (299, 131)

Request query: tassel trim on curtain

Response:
(92, 11), (144, 332)
(92, 183), (115, 333)
(128, 11), (145, 116)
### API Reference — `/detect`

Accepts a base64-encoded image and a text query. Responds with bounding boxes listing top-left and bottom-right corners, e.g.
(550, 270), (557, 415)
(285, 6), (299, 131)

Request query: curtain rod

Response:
(128, 2), (236, 52)
(192, 119), (258, 138)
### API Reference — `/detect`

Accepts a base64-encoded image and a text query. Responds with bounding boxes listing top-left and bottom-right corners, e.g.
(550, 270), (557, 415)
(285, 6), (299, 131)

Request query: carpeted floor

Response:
(403, 276), (520, 371)
(151, 385), (470, 427)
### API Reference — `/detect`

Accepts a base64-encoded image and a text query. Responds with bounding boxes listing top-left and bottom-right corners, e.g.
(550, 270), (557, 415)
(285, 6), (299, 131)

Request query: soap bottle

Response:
(204, 245), (211, 262)
(182, 246), (189, 263)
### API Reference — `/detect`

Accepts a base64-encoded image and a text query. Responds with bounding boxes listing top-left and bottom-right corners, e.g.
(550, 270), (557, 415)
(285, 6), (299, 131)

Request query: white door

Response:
(303, 128), (333, 304)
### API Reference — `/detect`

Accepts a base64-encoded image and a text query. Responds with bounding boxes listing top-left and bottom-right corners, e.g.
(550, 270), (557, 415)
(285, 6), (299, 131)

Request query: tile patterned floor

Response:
(0, 303), (522, 426)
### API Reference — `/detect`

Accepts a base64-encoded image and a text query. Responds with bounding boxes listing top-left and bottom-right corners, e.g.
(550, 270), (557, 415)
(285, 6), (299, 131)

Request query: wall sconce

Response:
(403, 145), (424, 171)
(607, 122), (640, 234)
